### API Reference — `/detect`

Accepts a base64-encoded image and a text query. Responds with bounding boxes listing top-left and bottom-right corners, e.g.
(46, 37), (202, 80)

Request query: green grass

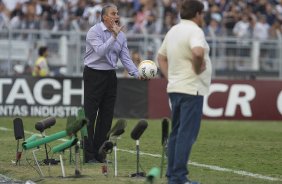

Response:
(0, 117), (282, 184)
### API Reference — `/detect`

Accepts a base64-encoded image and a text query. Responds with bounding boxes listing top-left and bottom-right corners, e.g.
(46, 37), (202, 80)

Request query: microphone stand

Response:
(41, 131), (59, 165)
(15, 137), (24, 165)
(74, 133), (81, 177)
(130, 139), (146, 178)
(160, 139), (168, 178)
(41, 131), (49, 165)
(13, 118), (25, 166)
(109, 136), (119, 177)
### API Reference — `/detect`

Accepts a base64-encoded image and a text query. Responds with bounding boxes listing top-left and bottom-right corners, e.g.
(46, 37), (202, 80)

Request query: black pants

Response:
(83, 66), (117, 162)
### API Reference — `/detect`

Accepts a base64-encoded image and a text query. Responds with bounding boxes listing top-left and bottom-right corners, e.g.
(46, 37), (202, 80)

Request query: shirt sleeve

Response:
(158, 35), (168, 56)
(86, 26), (116, 57)
(119, 37), (139, 78)
(190, 29), (205, 48)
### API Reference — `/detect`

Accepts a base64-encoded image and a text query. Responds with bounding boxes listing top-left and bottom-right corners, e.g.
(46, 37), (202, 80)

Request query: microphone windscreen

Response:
(40, 117), (56, 129)
(13, 118), (24, 140)
(98, 140), (114, 155)
(35, 122), (44, 132)
(107, 119), (127, 137)
(35, 117), (56, 132)
(112, 129), (124, 137)
(161, 118), (169, 145)
(131, 120), (148, 140)
(73, 119), (87, 135)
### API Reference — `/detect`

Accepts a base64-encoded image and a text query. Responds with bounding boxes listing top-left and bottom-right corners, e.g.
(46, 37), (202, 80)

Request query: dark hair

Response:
(38, 46), (47, 56)
(180, 0), (204, 20)
(101, 3), (117, 22)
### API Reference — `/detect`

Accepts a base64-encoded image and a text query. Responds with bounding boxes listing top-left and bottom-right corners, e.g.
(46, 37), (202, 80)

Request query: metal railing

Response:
(0, 29), (281, 79)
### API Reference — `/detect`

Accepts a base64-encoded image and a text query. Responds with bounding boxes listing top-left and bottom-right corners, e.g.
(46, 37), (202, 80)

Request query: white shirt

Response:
(253, 22), (269, 41)
(233, 20), (250, 38)
(158, 20), (212, 96)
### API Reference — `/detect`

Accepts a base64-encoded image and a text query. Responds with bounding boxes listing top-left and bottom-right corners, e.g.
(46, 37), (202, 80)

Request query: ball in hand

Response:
(138, 60), (158, 79)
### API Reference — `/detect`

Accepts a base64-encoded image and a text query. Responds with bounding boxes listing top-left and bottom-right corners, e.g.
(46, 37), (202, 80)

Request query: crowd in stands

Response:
(0, 0), (282, 39)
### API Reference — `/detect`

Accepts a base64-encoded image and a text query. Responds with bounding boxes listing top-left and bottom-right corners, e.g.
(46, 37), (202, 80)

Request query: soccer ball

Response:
(138, 60), (158, 79)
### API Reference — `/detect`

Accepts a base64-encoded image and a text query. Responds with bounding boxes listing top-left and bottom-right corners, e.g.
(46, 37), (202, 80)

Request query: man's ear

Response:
(103, 15), (108, 22)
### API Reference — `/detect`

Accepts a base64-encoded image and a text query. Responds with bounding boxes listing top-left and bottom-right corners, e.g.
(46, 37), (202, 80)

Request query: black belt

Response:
(85, 65), (115, 73)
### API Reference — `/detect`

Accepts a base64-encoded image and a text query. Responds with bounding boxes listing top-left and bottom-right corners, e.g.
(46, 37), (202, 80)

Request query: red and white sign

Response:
(149, 79), (282, 120)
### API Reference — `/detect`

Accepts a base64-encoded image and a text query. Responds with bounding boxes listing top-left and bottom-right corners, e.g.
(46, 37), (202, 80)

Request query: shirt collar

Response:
(180, 19), (198, 26)
(100, 22), (109, 31)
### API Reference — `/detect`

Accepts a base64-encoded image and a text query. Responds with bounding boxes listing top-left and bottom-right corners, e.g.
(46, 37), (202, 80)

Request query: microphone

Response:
(13, 118), (24, 140)
(35, 117), (56, 132)
(13, 118), (25, 166)
(130, 120), (148, 178)
(112, 129), (124, 137)
(161, 118), (169, 146)
(107, 119), (127, 138)
(160, 118), (169, 178)
(34, 117), (57, 166)
(131, 120), (148, 140)
(99, 140), (114, 155)
(106, 119), (127, 177)
(98, 140), (114, 162)
(66, 118), (88, 136)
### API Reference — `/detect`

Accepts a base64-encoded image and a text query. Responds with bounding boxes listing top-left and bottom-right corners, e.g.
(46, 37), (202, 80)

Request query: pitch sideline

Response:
(0, 126), (281, 182)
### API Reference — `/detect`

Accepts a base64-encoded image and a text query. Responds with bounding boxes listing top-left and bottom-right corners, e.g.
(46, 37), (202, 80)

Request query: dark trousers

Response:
(83, 66), (117, 162)
(166, 93), (203, 184)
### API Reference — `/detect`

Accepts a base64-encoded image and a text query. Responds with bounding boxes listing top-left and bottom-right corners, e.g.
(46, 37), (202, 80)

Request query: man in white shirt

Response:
(157, 0), (212, 183)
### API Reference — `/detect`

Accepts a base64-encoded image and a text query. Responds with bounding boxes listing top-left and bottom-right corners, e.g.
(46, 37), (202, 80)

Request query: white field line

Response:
(1, 126), (281, 182)
(115, 149), (282, 182)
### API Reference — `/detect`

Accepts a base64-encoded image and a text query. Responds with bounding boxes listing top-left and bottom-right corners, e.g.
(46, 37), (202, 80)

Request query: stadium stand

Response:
(0, 0), (281, 79)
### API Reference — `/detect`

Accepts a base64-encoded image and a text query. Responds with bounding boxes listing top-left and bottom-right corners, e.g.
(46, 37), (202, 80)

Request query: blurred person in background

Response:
(82, 0), (102, 26)
(0, 0), (9, 29)
(157, 0), (212, 183)
(222, 3), (239, 35)
(253, 14), (270, 41)
(161, 11), (177, 34)
(32, 46), (49, 77)
(204, 18), (222, 37)
(232, 13), (251, 38)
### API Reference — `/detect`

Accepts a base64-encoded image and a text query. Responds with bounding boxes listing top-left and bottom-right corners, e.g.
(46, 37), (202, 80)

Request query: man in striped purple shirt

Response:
(83, 3), (141, 163)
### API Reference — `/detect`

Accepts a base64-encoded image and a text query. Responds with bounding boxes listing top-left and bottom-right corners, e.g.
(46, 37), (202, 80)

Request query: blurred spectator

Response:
(275, 0), (282, 21)
(265, 2), (277, 25)
(9, 2), (24, 29)
(72, 0), (88, 31)
(253, 15), (270, 41)
(223, 3), (240, 35)
(269, 19), (282, 39)
(0, 0), (280, 38)
(233, 14), (251, 38)
(83, 0), (102, 26)
(161, 11), (177, 34)
(204, 4), (222, 27)
(32, 46), (50, 77)
(20, 1), (40, 30)
(0, 1), (9, 29)
(204, 18), (222, 37)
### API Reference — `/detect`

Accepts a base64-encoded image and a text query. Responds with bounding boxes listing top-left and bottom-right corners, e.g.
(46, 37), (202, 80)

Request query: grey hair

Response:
(101, 3), (117, 22)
